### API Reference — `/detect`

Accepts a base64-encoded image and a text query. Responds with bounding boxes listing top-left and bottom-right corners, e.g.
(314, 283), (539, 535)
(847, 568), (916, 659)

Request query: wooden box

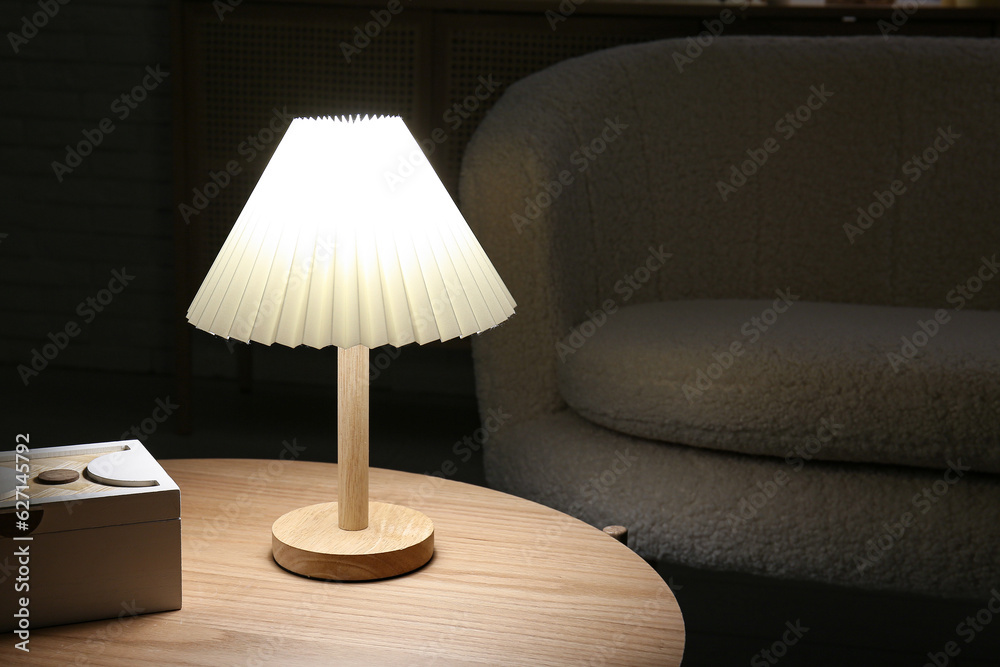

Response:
(0, 440), (181, 633)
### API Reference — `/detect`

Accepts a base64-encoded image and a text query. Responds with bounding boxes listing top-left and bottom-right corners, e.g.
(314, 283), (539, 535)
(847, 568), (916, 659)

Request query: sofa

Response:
(459, 36), (1000, 598)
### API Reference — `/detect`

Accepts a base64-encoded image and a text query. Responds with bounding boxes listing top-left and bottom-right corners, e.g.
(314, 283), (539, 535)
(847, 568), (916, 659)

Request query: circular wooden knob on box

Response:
(37, 469), (80, 484)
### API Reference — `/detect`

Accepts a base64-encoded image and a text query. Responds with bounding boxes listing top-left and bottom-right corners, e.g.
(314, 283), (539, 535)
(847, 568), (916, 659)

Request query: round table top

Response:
(16, 459), (684, 666)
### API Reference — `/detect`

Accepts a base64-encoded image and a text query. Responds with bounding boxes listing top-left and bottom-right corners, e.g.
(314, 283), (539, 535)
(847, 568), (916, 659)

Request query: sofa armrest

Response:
(460, 84), (594, 423)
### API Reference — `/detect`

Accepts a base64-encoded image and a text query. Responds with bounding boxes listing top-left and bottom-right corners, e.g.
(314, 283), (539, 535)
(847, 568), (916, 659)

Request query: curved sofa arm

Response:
(460, 77), (608, 424)
(460, 35), (1000, 428)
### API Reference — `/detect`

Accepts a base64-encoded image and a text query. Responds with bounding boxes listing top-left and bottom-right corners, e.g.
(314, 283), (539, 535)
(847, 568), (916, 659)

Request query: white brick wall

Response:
(0, 0), (173, 383)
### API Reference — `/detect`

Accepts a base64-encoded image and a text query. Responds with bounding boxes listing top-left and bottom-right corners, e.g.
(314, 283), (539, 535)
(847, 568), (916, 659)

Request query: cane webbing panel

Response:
(434, 16), (692, 195)
(185, 7), (430, 283)
(180, 7), (687, 289)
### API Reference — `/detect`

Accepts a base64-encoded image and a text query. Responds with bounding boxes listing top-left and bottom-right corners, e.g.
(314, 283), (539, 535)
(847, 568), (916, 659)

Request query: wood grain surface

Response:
(337, 345), (369, 531)
(4, 459), (685, 666)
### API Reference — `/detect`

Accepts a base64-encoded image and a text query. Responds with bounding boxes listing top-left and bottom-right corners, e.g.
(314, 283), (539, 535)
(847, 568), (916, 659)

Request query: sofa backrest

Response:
(460, 36), (1000, 423)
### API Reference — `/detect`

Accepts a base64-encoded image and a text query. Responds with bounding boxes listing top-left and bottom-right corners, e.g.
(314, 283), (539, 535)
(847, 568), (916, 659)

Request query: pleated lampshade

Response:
(187, 115), (516, 349)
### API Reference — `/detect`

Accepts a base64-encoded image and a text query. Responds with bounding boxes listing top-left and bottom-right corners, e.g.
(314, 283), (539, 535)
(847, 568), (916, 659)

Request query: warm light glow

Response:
(187, 115), (515, 349)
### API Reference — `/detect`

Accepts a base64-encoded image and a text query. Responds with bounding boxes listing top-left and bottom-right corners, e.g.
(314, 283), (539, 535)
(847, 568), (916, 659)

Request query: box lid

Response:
(0, 440), (179, 535)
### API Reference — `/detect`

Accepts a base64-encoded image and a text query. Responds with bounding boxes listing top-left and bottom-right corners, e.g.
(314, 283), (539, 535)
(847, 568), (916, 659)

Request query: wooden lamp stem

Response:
(271, 344), (433, 580)
(338, 345), (369, 531)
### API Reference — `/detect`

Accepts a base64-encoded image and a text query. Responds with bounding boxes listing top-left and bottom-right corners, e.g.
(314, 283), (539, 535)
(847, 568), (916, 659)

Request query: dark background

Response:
(3, 1), (1000, 665)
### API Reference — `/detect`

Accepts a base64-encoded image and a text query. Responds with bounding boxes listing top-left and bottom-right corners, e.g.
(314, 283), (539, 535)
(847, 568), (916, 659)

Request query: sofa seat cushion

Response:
(556, 299), (1000, 472)
(487, 409), (1000, 598)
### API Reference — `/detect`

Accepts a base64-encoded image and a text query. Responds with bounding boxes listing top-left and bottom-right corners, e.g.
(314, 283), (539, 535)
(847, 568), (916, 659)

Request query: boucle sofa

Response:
(459, 36), (1000, 598)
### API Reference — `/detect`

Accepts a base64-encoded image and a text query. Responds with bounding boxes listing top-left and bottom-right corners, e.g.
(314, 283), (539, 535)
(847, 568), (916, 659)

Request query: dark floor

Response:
(4, 366), (1000, 666)
(659, 561), (1000, 667)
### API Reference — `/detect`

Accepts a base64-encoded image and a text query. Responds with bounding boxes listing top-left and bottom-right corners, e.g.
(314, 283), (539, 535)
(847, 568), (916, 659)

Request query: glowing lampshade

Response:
(185, 115), (515, 582)
(187, 115), (515, 350)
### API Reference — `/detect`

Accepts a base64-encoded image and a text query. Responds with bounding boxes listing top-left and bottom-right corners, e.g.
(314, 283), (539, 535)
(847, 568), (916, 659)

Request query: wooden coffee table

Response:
(7, 459), (684, 665)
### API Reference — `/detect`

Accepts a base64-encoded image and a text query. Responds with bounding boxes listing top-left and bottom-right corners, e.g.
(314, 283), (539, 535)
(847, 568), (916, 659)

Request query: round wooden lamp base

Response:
(271, 501), (434, 581)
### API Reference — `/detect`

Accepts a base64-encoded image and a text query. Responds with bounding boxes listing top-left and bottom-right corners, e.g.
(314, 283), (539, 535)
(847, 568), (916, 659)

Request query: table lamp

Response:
(186, 115), (515, 580)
